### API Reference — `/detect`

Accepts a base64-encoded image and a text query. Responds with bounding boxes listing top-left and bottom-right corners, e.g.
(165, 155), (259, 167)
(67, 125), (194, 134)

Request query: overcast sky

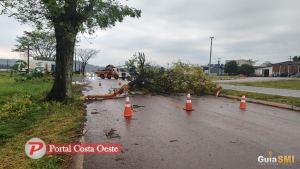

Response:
(0, 0), (300, 66)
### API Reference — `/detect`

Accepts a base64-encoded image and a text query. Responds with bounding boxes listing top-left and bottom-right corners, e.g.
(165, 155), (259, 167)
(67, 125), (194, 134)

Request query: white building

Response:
(255, 66), (273, 77)
(21, 59), (55, 72)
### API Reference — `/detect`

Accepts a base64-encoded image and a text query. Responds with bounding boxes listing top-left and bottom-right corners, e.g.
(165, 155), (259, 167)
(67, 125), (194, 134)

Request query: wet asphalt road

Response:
(81, 78), (300, 169)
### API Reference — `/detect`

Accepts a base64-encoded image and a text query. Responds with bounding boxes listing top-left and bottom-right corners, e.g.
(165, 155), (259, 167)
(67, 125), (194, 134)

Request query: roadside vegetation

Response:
(0, 73), (85, 169)
(228, 79), (300, 90)
(223, 89), (300, 107)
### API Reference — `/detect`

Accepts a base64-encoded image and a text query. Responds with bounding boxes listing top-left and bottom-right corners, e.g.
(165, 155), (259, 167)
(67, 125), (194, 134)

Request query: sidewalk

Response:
(221, 84), (300, 98)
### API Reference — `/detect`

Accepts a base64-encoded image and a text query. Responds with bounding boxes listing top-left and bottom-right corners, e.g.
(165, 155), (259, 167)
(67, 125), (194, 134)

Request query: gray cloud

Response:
(1, 0), (300, 66)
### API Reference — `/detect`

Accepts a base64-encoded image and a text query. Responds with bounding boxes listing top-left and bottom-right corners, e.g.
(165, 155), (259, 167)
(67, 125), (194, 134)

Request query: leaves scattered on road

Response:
(104, 128), (121, 139)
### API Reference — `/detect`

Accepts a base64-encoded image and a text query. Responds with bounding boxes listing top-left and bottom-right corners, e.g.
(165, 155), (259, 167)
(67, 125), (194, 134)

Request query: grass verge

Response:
(210, 75), (245, 81)
(228, 79), (300, 90)
(223, 89), (300, 107)
(0, 73), (85, 169)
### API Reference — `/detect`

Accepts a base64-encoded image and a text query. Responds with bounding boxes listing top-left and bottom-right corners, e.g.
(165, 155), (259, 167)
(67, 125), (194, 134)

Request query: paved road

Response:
(78, 78), (300, 169)
(221, 84), (300, 98)
(214, 77), (296, 83)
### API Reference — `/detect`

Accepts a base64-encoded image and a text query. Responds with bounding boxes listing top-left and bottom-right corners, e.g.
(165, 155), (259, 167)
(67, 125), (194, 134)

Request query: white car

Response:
(117, 68), (131, 81)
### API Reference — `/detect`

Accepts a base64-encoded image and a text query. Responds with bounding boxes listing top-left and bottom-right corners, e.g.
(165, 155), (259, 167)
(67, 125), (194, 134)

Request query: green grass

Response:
(210, 75), (245, 81)
(228, 79), (300, 90)
(223, 89), (300, 107)
(0, 73), (85, 169)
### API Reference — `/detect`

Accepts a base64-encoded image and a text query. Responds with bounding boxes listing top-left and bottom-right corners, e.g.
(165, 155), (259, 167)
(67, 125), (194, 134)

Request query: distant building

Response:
(29, 59), (56, 72)
(272, 61), (300, 77)
(202, 64), (224, 76)
(255, 66), (273, 77)
(254, 62), (273, 77)
(226, 59), (255, 66)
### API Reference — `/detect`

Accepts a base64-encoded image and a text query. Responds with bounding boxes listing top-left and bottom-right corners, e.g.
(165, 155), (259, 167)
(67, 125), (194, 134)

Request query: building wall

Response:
(255, 67), (272, 77)
(273, 62), (300, 76)
(23, 59), (55, 72)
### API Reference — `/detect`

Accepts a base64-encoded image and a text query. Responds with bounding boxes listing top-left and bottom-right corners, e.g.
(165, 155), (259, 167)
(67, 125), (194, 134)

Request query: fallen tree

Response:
(126, 53), (221, 95)
(83, 53), (221, 100)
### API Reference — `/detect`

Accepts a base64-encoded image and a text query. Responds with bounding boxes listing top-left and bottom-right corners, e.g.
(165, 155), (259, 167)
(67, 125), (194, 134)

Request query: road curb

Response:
(221, 94), (300, 112)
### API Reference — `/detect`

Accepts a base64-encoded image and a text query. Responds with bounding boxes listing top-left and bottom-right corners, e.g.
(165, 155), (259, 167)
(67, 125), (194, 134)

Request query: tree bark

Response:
(46, 24), (77, 101)
(81, 62), (87, 76)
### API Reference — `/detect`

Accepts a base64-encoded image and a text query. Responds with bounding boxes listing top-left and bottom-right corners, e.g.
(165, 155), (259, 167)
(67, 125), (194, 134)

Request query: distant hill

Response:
(0, 59), (19, 66)
(0, 59), (104, 72)
(74, 61), (104, 72)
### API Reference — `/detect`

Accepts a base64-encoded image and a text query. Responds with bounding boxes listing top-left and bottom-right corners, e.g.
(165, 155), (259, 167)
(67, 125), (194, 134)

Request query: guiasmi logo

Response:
(258, 151), (295, 165)
(25, 138), (46, 159)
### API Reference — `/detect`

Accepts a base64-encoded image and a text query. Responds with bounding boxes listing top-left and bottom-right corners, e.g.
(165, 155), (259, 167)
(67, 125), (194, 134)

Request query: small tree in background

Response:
(224, 61), (239, 75)
(292, 56), (300, 62)
(14, 30), (56, 61)
(239, 64), (254, 76)
(77, 49), (99, 75)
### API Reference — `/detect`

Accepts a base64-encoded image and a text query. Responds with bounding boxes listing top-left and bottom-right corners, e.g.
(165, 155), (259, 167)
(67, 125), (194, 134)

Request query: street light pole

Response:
(217, 57), (221, 76)
(209, 36), (214, 75)
(27, 44), (30, 74)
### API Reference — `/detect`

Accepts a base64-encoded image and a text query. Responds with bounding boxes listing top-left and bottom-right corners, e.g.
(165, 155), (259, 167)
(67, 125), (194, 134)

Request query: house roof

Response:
(272, 61), (300, 65)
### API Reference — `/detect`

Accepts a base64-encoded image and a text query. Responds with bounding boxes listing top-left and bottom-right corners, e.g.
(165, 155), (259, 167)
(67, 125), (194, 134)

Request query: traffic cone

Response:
(184, 93), (193, 111)
(124, 96), (133, 117)
(240, 95), (246, 110)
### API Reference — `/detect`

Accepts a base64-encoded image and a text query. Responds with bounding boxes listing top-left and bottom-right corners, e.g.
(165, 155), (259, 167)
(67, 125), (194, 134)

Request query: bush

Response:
(14, 70), (47, 82)
(239, 64), (254, 76)
(0, 95), (34, 120)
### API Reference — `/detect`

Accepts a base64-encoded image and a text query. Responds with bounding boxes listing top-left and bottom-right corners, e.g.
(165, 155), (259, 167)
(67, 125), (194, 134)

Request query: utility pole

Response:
(209, 36), (214, 75)
(6, 59), (9, 72)
(289, 56), (292, 62)
(27, 44), (30, 74)
(217, 58), (221, 76)
(74, 48), (76, 73)
(78, 55), (81, 74)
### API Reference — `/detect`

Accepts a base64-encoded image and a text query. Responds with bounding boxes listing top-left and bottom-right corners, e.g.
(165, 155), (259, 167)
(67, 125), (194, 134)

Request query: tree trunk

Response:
(81, 63), (86, 76)
(46, 25), (77, 101)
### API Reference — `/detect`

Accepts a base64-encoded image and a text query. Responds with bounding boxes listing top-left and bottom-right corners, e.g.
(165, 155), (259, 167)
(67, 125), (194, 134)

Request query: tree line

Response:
(224, 61), (255, 76)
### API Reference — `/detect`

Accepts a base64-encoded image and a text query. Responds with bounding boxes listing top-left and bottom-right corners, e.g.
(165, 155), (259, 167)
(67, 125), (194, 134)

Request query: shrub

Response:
(0, 95), (33, 120)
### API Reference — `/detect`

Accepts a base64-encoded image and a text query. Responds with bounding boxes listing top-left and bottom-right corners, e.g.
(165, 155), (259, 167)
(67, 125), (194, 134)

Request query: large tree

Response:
(0, 0), (141, 101)
(14, 30), (56, 61)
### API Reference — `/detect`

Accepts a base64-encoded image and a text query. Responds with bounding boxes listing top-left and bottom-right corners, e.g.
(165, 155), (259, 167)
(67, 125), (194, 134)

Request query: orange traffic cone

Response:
(184, 93), (193, 111)
(240, 95), (246, 110)
(124, 97), (133, 117)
